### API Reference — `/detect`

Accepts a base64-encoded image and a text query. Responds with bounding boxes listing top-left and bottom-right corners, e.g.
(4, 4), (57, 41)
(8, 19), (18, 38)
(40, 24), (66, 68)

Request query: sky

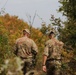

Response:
(0, 0), (65, 28)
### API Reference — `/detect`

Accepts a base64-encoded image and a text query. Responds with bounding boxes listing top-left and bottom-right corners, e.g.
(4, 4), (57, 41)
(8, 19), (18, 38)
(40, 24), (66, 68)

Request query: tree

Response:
(58, 0), (76, 48)
(58, 0), (76, 75)
(59, 0), (76, 20)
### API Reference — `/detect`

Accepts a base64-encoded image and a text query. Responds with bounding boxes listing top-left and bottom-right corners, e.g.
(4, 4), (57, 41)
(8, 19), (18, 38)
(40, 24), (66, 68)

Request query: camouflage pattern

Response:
(14, 36), (38, 58)
(44, 39), (62, 75)
(14, 36), (38, 75)
(46, 60), (61, 75)
(22, 59), (35, 75)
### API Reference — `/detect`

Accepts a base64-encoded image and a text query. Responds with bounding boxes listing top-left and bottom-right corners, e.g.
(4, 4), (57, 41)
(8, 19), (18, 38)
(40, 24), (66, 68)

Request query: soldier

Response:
(14, 29), (38, 75)
(42, 31), (63, 75)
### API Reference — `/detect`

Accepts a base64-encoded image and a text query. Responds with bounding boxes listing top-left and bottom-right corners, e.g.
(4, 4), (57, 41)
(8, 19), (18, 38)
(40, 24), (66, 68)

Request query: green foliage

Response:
(40, 22), (53, 35)
(59, 20), (76, 47)
(58, 0), (76, 74)
(59, 0), (76, 19)
(40, 23), (47, 35)
(58, 0), (76, 48)
(0, 57), (23, 75)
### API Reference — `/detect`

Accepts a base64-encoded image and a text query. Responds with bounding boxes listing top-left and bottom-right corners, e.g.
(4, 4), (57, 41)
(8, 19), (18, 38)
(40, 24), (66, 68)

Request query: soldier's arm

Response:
(42, 43), (49, 72)
(42, 55), (47, 72)
(31, 40), (38, 66)
(13, 40), (18, 55)
(31, 40), (38, 55)
(55, 38), (64, 46)
(43, 55), (47, 66)
(43, 44), (49, 64)
(59, 41), (64, 46)
(13, 44), (18, 55)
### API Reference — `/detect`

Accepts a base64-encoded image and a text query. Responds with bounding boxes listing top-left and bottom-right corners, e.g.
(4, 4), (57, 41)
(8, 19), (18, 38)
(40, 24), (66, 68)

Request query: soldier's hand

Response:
(55, 41), (64, 46)
(59, 41), (64, 46)
(42, 65), (47, 72)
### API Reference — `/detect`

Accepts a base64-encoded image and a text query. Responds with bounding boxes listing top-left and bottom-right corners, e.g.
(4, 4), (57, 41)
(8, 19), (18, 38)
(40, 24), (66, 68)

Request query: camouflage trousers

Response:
(46, 60), (61, 75)
(21, 58), (35, 75)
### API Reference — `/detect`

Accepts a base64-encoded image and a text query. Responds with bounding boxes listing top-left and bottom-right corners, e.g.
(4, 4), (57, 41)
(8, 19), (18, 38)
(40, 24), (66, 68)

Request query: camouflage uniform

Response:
(14, 36), (38, 75)
(43, 39), (62, 75)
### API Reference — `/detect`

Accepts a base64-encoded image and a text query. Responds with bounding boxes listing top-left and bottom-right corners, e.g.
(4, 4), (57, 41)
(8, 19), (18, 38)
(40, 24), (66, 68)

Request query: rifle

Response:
(31, 50), (37, 67)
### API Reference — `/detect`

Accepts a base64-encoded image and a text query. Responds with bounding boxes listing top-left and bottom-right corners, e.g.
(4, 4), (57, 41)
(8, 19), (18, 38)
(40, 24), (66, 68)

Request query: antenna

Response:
(2, 0), (8, 9)
(0, 0), (8, 15)
(37, 14), (45, 23)
(26, 11), (37, 34)
(31, 10), (37, 25)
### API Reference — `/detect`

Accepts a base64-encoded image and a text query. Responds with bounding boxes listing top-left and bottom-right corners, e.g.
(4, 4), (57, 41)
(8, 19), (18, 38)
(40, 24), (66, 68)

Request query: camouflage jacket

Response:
(43, 39), (63, 60)
(14, 36), (38, 59)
